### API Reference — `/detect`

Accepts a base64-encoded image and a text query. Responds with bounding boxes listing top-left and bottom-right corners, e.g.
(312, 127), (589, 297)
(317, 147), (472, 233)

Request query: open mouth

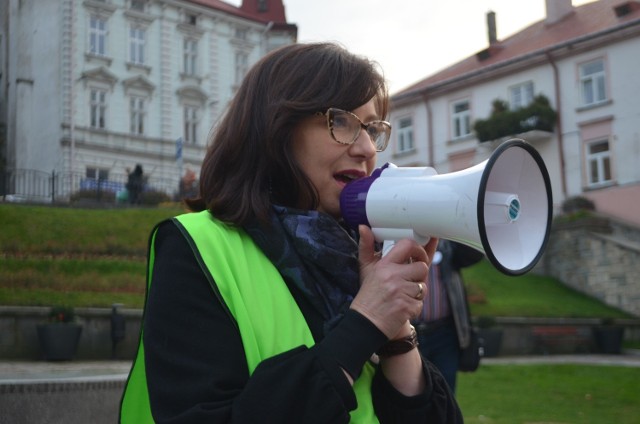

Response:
(334, 174), (357, 184)
(334, 171), (364, 184)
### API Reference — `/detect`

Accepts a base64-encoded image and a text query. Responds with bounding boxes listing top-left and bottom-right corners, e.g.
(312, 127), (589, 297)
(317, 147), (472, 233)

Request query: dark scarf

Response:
(243, 206), (360, 333)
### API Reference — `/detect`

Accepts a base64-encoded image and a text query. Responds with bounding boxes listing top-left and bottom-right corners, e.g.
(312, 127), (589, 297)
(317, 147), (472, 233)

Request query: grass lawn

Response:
(458, 364), (640, 423)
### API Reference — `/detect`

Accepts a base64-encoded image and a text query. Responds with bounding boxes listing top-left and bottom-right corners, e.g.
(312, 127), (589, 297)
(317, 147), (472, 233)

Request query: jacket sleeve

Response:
(143, 220), (462, 423)
(372, 359), (464, 424)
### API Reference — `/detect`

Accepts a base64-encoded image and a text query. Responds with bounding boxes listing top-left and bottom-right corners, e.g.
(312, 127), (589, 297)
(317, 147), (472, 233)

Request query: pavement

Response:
(0, 360), (132, 384)
(1, 352), (640, 384)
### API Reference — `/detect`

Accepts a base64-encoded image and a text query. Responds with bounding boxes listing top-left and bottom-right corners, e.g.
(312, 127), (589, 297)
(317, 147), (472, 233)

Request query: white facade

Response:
(0, 0), (296, 198)
(380, 0), (640, 227)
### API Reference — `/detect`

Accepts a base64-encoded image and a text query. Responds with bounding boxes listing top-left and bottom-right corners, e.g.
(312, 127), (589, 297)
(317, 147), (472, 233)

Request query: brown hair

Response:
(186, 42), (389, 226)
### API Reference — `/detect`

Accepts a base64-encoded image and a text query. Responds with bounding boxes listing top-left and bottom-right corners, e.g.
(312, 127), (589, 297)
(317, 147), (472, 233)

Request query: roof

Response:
(184, 0), (288, 24)
(394, 0), (640, 99)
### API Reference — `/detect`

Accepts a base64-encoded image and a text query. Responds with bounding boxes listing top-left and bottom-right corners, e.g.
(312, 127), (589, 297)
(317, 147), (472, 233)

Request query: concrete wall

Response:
(2, 306), (639, 361)
(540, 214), (640, 317)
(0, 306), (141, 360)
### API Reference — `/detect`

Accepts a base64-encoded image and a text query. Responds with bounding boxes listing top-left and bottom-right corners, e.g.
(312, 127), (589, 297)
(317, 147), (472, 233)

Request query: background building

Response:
(380, 0), (640, 227)
(0, 0), (297, 201)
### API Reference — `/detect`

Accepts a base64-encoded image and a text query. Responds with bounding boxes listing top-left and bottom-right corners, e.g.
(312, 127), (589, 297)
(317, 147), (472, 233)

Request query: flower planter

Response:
(592, 326), (625, 354)
(478, 328), (503, 357)
(37, 323), (83, 361)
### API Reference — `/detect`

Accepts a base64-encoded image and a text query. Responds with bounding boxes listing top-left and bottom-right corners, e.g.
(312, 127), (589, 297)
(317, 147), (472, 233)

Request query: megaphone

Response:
(340, 139), (552, 276)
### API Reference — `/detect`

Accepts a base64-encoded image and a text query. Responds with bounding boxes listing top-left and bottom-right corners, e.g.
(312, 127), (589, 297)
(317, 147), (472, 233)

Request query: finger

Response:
(382, 238), (428, 265)
(404, 261), (429, 284)
(410, 282), (425, 300)
(358, 225), (377, 268)
(423, 237), (439, 264)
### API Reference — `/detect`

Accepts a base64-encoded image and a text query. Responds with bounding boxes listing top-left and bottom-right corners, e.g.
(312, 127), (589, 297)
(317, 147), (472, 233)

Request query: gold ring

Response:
(414, 282), (424, 300)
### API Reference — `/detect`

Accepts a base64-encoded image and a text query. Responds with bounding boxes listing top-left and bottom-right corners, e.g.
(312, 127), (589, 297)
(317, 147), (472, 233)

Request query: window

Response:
(183, 39), (198, 75)
(580, 59), (607, 106)
(451, 100), (471, 139)
(89, 15), (107, 56)
(90, 89), (107, 129)
(184, 106), (199, 143)
(130, 0), (145, 11)
(129, 25), (145, 64)
(586, 139), (612, 186)
(235, 52), (249, 85)
(130, 96), (146, 135)
(396, 117), (414, 153)
(258, 0), (267, 12)
(86, 167), (109, 181)
(186, 13), (197, 25)
(510, 81), (534, 110)
(235, 28), (248, 40)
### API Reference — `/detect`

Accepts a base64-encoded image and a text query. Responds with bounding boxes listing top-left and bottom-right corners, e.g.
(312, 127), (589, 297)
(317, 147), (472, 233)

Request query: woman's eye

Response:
(332, 116), (350, 129)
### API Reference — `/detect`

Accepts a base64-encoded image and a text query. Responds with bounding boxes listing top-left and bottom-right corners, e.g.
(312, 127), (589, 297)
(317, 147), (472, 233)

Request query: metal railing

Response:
(0, 168), (183, 205)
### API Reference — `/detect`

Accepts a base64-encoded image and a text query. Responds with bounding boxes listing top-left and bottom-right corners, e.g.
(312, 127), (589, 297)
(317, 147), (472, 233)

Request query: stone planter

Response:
(36, 323), (83, 361)
(592, 326), (625, 354)
(478, 328), (504, 357)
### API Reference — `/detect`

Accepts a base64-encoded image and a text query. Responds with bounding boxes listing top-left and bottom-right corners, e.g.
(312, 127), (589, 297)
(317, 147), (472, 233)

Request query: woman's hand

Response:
(350, 225), (438, 339)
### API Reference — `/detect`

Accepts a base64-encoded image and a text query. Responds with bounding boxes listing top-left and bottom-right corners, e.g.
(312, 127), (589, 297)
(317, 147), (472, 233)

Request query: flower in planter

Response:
(47, 306), (77, 323)
(38, 306), (82, 361)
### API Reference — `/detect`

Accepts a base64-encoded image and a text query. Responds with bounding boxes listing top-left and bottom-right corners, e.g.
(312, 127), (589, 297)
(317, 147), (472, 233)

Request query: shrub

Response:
(473, 94), (557, 142)
(561, 196), (596, 214)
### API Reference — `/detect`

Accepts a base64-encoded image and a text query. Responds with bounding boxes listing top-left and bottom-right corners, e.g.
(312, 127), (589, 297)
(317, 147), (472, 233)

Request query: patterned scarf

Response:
(243, 206), (360, 333)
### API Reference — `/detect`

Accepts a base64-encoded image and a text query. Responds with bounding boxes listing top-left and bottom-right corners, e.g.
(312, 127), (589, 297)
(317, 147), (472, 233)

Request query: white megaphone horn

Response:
(340, 139), (553, 276)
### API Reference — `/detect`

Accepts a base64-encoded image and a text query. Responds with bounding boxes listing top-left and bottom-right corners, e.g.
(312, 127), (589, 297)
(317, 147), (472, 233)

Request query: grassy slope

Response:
(0, 203), (631, 317)
(0, 204), (185, 308)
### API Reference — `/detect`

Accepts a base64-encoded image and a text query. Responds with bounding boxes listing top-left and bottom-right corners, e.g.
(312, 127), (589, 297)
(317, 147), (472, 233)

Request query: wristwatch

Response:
(376, 326), (419, 358)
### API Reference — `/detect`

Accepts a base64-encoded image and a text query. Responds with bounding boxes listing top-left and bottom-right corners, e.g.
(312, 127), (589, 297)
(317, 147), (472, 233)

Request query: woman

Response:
(120, 42), (462, 423)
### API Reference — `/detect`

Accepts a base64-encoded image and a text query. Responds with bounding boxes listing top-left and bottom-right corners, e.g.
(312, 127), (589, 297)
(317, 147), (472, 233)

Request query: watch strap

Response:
(376, 326), (419, 358)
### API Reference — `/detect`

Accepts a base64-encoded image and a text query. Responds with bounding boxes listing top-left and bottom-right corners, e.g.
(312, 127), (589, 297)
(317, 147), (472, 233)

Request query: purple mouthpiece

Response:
(340, 164), (389, 230)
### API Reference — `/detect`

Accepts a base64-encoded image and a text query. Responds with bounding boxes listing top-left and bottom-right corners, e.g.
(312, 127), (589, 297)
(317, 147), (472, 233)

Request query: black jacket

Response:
(142, 220), (463, 423)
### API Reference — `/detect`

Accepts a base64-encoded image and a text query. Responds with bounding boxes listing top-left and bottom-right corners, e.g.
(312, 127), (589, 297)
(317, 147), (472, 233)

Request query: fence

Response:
(0, 168), (182, 205)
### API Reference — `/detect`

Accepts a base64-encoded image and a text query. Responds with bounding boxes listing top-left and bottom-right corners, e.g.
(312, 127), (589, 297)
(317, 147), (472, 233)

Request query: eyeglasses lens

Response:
(328, 109), (390, 151)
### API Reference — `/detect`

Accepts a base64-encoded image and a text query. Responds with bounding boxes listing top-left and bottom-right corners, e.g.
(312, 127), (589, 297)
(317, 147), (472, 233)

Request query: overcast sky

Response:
(229, 0), (593, 94)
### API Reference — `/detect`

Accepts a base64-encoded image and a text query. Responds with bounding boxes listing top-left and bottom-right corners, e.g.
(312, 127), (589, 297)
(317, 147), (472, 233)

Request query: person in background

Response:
(126, 164), (144, 205)
(413, 239), (484, 393)
(120, 42), (462, 423)
(179, 168), (198, 200)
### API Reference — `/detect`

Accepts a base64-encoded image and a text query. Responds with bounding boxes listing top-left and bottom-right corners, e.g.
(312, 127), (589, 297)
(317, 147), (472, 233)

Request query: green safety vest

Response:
(120, 211), (378, 423)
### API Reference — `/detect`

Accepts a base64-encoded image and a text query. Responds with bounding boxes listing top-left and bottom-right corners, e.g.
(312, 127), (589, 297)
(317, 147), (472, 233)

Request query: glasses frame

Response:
(316, 108), (392, 152)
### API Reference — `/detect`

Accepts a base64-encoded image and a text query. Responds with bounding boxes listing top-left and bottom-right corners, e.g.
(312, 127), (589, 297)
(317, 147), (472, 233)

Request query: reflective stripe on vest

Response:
(120, 211), (378, 423)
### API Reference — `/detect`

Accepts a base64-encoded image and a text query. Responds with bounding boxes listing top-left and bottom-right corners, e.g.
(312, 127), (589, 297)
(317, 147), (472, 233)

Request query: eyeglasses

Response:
(317, 108), (392, 152)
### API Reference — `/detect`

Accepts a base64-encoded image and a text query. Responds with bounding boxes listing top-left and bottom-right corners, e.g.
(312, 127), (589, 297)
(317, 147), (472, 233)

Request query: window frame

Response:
(585, 138), (613, 187)
(235, 51), (249, 85)
(183, 38), (198, 76)
(89, 14), (108, 56)
(183, 105), (200, 144)
(451, 99), (471, 140)
(579, 58), (607, 107)
(86, 167), (109, 181)
(129, 24), (146, 65)
(129, 96), (146, 135)
(509, 81), (534, 110)
(396, 116), (414, 153)
(90, 88), (108, 129)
